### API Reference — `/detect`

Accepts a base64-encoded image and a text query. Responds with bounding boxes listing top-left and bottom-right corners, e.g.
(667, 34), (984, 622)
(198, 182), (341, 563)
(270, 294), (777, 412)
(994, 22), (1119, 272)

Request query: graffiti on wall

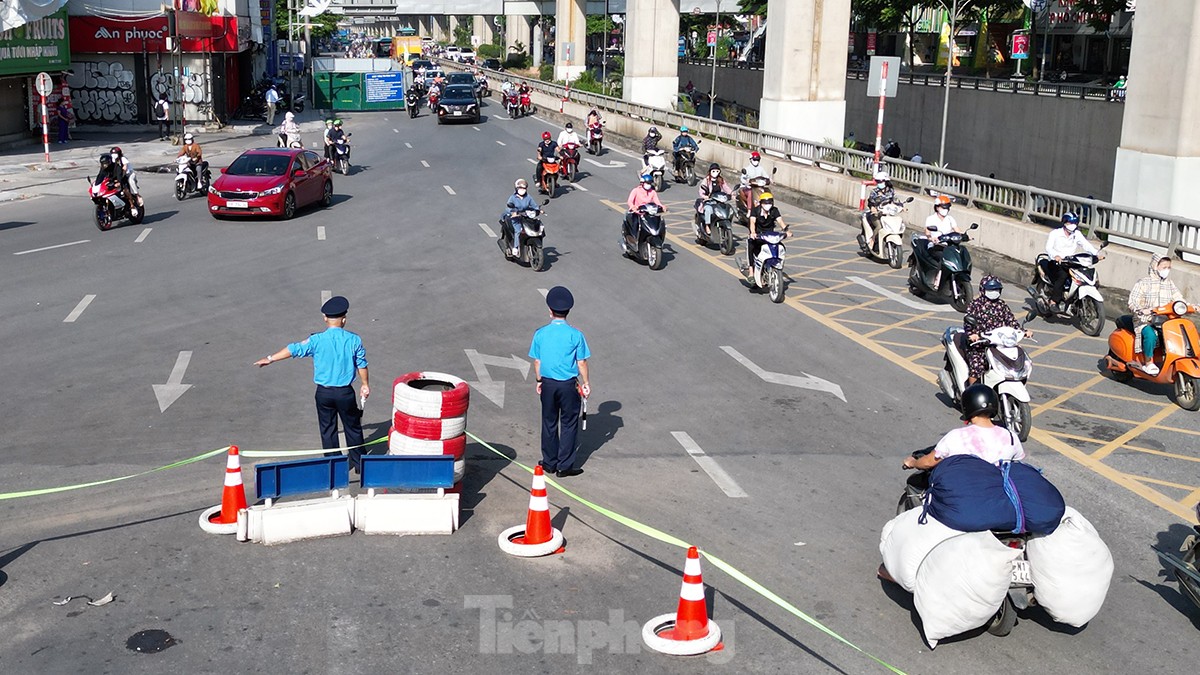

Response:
(149, 70), (208, 104)
(66, 61), (137, 123)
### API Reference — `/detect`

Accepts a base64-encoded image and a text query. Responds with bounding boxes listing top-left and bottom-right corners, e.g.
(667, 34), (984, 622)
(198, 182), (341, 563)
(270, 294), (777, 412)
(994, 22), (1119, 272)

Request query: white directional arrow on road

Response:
(153, 351), (194, 413)
(464, 349), (531, 408)
(583, 158), (627, 169)
(720, 346), (846, 402)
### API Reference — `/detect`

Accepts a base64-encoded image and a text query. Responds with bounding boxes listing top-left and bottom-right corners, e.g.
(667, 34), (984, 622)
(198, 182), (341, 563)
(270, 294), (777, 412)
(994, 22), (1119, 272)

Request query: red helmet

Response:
(750, 151), (761, 160)
(542, 131), (551, 140)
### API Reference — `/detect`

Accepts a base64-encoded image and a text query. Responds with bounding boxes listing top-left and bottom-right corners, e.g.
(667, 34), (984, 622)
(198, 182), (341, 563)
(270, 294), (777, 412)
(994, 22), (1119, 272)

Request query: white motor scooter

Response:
(858, 197), (913, 269)
(938, 324), (1034, 442)
(644, 149), (668, 192)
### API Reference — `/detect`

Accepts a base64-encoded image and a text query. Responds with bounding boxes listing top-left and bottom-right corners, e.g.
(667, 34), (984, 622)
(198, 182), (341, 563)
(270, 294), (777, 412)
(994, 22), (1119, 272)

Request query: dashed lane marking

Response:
(478, 222), (497, 237)
(13, 240), (89, 256)
(671, 431), (749, 499)
(473, 126), (481, 131)
(443, 185), (456, 195)
(317, 226), (326, 241)
(570, 183), (589, 192)
(393, 128), (399, 133)
(421, 160), (430, 168)
(405, 142), (412, 148)
(134, 228), (152, 243)
(63, 294), (96, 323)
(538, 288), (549, 298)
(496, 140), (506, 146)
(321, 290), (332, 304)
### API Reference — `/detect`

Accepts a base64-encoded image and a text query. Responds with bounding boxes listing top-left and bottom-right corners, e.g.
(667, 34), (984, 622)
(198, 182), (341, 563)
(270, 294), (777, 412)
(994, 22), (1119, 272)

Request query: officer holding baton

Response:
(529, 286), (591, 478)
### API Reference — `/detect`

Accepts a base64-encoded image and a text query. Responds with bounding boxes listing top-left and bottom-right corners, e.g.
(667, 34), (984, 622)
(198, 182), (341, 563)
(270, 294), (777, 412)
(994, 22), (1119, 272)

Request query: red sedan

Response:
(208, 148), (333, 219)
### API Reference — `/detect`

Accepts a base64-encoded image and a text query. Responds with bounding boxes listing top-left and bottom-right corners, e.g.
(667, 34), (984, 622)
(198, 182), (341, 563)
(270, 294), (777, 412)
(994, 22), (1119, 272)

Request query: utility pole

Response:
(938, 0), (957, 166)
(708, 0), (721, 120)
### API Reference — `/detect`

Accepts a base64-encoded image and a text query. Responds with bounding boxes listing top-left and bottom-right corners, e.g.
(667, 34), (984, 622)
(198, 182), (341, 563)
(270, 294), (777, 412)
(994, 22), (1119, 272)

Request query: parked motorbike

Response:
(938, 323), (1035, 442)
(499, 200), (549, 272)
(858, 197), (913, 269)
(88, 176), (144, 231)
(694, 189), (736, 256)
(674, 143), (700, 186)
(407, 91), (421, 118)
(907, 223), (980, 312)
(739, 230), (787, 303)
(587, 122), (604, 155)
(621, 203), (666, 270)
(1103, 301), (1200, 410)
(737, 168), (776, 226)
(898, 448), (1035, 637)
(333, 135), (352, 175)
(174, 156), (210, 201)
(506, 93), (521, 118)
(645, 149), (668, 192)
(559, 143), (581, 183)
(1026, 242), (1109, 336)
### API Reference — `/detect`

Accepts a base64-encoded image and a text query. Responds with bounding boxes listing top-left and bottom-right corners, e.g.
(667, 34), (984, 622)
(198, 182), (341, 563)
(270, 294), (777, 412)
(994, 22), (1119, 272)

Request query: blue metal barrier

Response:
(360, 455), (454, 490)
(256, 456), (349, 501)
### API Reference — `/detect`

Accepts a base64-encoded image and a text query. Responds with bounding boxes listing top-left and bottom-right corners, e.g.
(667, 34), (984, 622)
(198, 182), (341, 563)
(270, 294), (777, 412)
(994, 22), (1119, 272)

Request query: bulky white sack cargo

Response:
(914, 531), (1021, 647)
(879, 507), (963, 593)
(1025, 506), (1113, 627)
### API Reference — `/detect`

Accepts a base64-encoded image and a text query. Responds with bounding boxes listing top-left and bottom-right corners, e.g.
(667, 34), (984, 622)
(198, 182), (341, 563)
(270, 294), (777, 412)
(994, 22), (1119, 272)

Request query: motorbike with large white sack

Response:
(938, 322), (1034, 442)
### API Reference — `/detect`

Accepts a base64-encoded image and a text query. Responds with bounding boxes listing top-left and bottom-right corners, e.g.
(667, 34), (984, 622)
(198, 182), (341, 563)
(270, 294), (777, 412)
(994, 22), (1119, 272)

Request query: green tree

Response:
(274, 0), (342, 41)
(737, 0), (767, 16)
(1071, 0), (1130, 32)
(452, 16), (471, 47)
(586, 14), (613, 36)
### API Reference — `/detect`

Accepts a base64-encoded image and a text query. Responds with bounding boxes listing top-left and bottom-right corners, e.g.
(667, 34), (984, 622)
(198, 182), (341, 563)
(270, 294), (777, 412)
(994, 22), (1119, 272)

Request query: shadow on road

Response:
(140, 209), (178, 225)
(0, 221), (36, 232)
(460, 439), (515, 527)
(577, 400), (621, 469)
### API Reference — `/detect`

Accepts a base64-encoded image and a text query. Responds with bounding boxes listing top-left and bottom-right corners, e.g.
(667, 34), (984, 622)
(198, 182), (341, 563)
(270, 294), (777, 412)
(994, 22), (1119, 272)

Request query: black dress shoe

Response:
(556, 468), (583, 478)
(538, 462), (557, 473)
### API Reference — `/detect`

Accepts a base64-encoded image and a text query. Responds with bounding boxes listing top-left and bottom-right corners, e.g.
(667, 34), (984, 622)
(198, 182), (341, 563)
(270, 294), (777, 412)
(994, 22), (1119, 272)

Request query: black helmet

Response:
(960, 384), (998, 421)
(99, 154), (112, 167)
(980, 275), (1003, 293)
(708, 162), (721, 172)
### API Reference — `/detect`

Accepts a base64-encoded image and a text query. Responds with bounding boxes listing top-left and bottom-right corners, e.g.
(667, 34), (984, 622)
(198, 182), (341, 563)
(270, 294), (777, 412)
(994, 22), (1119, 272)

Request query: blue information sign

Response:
(364, 72), (405, 103)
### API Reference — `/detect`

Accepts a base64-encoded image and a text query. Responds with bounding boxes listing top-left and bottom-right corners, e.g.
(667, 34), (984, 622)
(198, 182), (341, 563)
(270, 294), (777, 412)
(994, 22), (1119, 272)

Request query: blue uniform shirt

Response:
(288, 326), (367, 387)
(529, 319), (590, 381)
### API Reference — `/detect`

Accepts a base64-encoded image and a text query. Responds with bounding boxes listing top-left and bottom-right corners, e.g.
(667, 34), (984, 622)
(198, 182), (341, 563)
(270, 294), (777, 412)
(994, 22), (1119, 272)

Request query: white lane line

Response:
(321, 290), (332, 304)
(571, 183), (589, 192)
(63, 294), (96, 323)
(393, 128), (399, 133)
(421, 160), (430, 168)
(317, 226), (327, 241)
(13, 240), (89, 256)
(526, 158), (537, 164)
(134, 228), (152, 243)
(473, 126), (481, 132)
(405, 142), (413, 148)
(496, 140), (506, 146)
(671, 431), (748, 499)
(846, 275), (958, 312)
(537, 288), (549, 298)
(443, 185), (456, 195)
(478, 222), (497, 237)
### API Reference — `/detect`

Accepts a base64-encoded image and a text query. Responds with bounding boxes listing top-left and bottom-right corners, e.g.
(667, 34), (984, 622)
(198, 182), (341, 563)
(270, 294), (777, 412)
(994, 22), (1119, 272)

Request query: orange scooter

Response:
(539, 156), (561, 198)
(1104, 300), (1200, 410)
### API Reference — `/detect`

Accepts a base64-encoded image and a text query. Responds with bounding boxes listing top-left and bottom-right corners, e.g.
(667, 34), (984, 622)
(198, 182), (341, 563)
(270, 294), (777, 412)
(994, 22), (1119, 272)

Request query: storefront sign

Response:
(70, 14), (237, 53)
(175, 10), (211, 38)
(0, 7), (70, 77)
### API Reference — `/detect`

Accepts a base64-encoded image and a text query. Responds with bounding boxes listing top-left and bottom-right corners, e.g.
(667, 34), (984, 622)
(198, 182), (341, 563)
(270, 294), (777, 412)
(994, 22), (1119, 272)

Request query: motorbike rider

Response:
(1127, 253), (1187, 375)
(740, 150), (769, 210)
(624, 173), (666, 241)
(920, 195), (964, 262)
(962, 276), (1032, 385)
(557, 122), (581, 149)
(176, 133), (207, 181)
(696, 162), (733, 225)
(501, 79), (515, 97)
(671, 126), (699, 179)
(501, 178), (541, 257)
(108, 146), (141, 206)
(278, 111), (300, 148)
(902, 385), (1026, 472)
(862, 170), (896, 251)
(586, 108), (604, 130)
(741, 191), (788, 274)
(322, 118), (335, 159)
(1041, 212), (1104, 312)
(534, 131), (559, 190)
(641, 126), (663, 173)
(94, 154), (136, 211)
(328, 119), (347, 147)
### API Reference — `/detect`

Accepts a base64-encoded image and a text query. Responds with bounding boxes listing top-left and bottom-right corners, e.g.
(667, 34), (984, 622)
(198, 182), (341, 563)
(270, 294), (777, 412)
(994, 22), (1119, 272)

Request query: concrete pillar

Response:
(1111, 1), (1200, 220)
(759, 0), (851, 143)
(622, 0), (680, 109)
(533, 21), (544, 67)
(418, 16), (431, 39)
(473, 15), (496, 47)
(555, 0), (586, 80)
(434, 16), (450, 43)
(505, 15), (530, 57)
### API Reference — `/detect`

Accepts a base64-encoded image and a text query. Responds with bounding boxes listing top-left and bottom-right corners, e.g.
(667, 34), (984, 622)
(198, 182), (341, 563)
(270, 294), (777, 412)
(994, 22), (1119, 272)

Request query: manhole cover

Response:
(125, 629), (178, 653)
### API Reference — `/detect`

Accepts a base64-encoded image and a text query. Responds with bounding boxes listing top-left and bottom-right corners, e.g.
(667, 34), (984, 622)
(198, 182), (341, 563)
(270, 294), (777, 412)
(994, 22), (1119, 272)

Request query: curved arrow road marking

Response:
(847, 275), (957, 312)
(720, 346), (846, 401)
(153, 351), (193, 413)
(583, 158), (627, 169)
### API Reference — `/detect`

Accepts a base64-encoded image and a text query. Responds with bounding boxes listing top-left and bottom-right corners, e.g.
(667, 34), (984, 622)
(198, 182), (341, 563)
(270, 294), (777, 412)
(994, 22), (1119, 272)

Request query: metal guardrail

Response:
(846, 68), (1123, 101)
(453, 60), (1197, 259)
(680, 57), (763, 71)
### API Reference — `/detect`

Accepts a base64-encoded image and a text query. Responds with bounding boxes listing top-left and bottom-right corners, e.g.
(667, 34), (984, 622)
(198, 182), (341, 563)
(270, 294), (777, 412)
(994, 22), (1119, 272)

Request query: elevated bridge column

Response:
(433, 16), (450, 43)
(473, 16), (496, 48)
(758, 0), (851, 143)
(1112, 1), (1200, 220)
(622, 0), (679, 109)
(504, 15), (531, 57)
(555, 0), (587, 80)
(417, 15), (431, 39)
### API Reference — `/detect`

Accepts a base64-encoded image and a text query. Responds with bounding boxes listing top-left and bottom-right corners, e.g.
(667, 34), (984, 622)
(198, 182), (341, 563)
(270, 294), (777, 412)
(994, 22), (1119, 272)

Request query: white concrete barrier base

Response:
(353, 490), (460, 535)
(243, 495), (355, 545)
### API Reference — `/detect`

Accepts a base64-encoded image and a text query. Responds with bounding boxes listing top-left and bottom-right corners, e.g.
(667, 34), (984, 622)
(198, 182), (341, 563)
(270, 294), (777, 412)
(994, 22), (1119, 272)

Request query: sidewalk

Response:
(0, 107), (329, 203)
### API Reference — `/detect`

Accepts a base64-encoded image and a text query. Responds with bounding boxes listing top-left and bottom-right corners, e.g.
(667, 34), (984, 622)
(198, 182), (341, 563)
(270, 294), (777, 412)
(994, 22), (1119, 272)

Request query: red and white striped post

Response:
(872, 61), (888, 175)
(35, 72), (53, 163)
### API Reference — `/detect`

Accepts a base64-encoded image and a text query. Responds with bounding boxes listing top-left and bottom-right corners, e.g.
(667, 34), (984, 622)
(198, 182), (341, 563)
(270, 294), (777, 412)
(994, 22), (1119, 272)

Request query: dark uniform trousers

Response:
(316, 384), (365, 470)
(539, 377), (581, 472)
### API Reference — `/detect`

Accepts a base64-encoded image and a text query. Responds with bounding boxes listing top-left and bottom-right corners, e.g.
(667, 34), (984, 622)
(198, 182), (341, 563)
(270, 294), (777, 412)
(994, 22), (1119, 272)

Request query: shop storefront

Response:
(0, 6), (71, 141)
(1036, 1), (1133, 77)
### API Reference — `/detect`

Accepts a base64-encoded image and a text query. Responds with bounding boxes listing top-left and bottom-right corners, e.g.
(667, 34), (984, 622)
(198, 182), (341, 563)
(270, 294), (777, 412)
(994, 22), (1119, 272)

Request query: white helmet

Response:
(873, 170), (890, 183)
(284, 111), (294, 120)
(515, 179), (528, 189)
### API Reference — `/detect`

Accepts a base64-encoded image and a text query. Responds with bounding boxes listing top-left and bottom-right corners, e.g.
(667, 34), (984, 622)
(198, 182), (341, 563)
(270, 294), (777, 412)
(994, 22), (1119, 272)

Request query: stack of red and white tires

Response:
(391, 371), (470, 488)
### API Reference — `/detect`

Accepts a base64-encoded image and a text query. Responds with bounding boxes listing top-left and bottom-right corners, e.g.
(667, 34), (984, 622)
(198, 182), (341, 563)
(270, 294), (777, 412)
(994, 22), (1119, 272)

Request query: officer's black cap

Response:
(546, 286), (573, 313)
(322, 295), (349, 317)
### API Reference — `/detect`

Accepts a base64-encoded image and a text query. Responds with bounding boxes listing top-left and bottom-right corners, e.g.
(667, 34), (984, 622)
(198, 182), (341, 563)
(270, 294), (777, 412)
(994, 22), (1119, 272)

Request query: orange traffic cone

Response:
(497, 465), (564, 557)
(642, 546), (723, 655)
(198, 445), (246, 535)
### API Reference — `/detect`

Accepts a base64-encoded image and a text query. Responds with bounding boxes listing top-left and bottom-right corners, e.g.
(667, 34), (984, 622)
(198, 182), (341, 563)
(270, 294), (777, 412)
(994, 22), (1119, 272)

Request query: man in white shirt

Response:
(556, 122), (581, 148)
(1040, 212), (1103, 311)
(265, 84), (281, 125)
(921, 195), (963, 259)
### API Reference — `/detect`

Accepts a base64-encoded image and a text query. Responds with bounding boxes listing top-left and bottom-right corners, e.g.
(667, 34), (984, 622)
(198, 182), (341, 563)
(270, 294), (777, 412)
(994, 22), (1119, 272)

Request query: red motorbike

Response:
(587, 122), (604, 155)
(428, 91), (440, 109)
(87, 176), (144, 231)
(559, 143), (580, 182)
(506, 92), (521, 118)
(519, 90), (533, 116)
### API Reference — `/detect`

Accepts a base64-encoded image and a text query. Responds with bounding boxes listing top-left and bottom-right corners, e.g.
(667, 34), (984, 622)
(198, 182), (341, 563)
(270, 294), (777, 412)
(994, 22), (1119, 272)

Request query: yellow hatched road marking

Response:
(828, 298), (885, 317)
(865, 312), (935, 338)
(1131, 475), (1199, 492)
(1030, 331), (1082, 358)
(1030, 381), (1156, 405)
(1181, 488), (1200, 508)
(1031, 374), (1108, 416)
(1090, 405), (1180, 461)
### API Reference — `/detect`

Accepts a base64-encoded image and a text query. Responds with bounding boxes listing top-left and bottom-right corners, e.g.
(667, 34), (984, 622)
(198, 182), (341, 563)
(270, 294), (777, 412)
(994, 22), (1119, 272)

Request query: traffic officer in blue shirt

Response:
(255, 296), (371, 471)
(529, 286), (591, 478)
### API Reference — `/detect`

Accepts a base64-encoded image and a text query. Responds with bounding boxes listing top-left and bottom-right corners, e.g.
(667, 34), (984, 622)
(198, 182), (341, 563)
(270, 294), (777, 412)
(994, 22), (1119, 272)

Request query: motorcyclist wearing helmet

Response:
(534, 131), (559, 190)
(278, 111), (300, 148)
(322, 118), (335, 159)
(501, 178), (541, 257)
(109, 146), (141, 203)
(671, 126), (699, 179)
(557, 122), (581, 149)
(920, 194), (963, 261)
(586, 108), (604, 129)
(862, 170), (896, 251)
(962, 275), (1032, 385)
(741, 191), (788, 273)
(902, 384), (1026, 471)
(624, 173), (666, 240)
(95, 154), (138, 215)
(739, 150), (769, 211)
(177, 132), (207, 180)
(1041, 212), (1103, 312)
(328, 119), (347, 145)
(696, 162), (733, 227)
(641, 126), (662, 172)
(1128, 253), (1187, 376)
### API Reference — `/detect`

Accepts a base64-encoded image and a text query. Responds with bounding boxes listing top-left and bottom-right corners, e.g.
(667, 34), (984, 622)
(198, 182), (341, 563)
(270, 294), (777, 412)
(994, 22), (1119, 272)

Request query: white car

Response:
(458, 49), (476, 63)
(445, 46), (460, 60)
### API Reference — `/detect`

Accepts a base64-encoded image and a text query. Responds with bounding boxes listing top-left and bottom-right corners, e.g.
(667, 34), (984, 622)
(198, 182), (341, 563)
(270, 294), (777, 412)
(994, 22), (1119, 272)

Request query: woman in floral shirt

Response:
(962, 275), (1029, 384)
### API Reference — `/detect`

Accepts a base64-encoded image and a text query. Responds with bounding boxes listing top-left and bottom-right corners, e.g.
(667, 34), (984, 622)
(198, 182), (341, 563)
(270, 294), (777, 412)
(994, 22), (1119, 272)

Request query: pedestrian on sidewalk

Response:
(529, 286), (591, 478)
(254, 296), (371, 472)
(154, 93), (170, 140)
(265, 83), (280, 125)
(56, 100), (73, 144)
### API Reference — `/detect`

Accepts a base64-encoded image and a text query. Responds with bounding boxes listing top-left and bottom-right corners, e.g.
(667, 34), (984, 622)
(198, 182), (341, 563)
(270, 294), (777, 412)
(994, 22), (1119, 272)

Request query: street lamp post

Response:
(938, 0), (957, 166)
(704, 1), (721, 120)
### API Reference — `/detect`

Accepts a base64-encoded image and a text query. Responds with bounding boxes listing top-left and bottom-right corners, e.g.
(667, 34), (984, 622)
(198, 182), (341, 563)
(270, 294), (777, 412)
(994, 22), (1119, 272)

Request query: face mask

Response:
(1159, 268), (1171, 280)
(643, 183), (653, 191)
(1065, 223), (1077, 233)
(517, 189), (526, 196)
(935, 207), (948, 216)
(984, 290), (1001, 300)
(750, 159), (760, 166)
(111, 153), (119, 162)
(710, 171), (720, 177)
